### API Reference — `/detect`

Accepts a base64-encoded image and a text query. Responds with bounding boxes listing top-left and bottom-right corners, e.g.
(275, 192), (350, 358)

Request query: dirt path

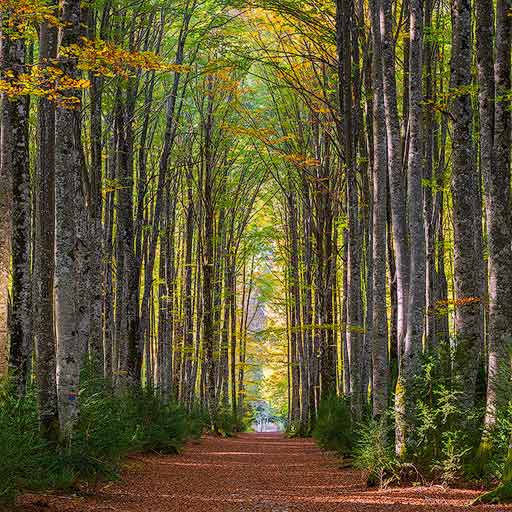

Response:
(17, 433), (512, 511)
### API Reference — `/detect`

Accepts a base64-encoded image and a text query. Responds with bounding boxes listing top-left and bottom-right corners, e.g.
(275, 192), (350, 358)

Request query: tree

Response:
(336, 0), (363, 419)
(54, 0), (83, 435)
(450, 0), (483, 411)
(369, 0), (389, 418)
(1, 22), (32, 394)
(482, 0), (512, 428)
(33, 6), (59, 442)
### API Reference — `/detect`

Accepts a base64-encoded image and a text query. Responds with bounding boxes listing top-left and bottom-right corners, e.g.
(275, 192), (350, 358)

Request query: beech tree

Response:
(54, 0), (83, 435)
(481, 0), (512, 429)
(450, 0), (483, 412)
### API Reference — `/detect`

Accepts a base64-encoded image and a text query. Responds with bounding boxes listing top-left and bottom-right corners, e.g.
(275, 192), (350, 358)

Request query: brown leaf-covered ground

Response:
(14, 433), (512, 511)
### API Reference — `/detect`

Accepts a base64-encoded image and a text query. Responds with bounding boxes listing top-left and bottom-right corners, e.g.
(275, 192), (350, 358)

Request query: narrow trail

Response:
(18, 433), (512, 512)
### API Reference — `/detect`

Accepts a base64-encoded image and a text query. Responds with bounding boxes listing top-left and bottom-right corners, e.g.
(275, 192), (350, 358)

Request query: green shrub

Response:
(0, 381), (76, 502)
(209, 405), (239, 436)
(431, 430), (472, 485)
(476, 351), (512, 484)
(0, 381), (46, 501)
(129, 389), (191, 452)
(353, 416), (400, 488)
(312, 395), (352, 456)
(0, 369), (208, 503)
(413, 345), (483, 481)
(188, 404), (211, 437)
(63, 393), (137, 478)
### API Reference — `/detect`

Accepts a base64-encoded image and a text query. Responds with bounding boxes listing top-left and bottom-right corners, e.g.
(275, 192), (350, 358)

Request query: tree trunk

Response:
(286, 192), (302, 426)
(33, 14), (59, 442)
(181, 168), (195, 406)
(482, 0), (512, 428)
(0, 21), (12, 380)
(423, 0), (437, 351)
(336, 0), (363, 419)
(202, 83), (218, 425)
(115, 84), (139, 387)
(229, 256), (237, 420)
(380, 0), (409, 364)
(369, 0), (389, 418)
(450, 0), (483, 411)
(1, 28), (32, 394)
(54, 0), (83, 436)
(86, 7), (106, 377)
(396, 0), (426, 456)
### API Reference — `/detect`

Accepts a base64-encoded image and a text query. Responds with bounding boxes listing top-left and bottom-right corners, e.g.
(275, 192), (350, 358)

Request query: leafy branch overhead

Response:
(0, 13), (189, 104)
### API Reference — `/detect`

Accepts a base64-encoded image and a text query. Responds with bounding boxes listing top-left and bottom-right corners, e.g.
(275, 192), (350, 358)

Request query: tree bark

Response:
(6, 36), (32, 396)
(33, 13), (59, 442)
(0, 21), (12, 380)
(370, 0), (389, 418)
(450, 0), (483, 411)
(380, 0), (409, 365)
(115, 83), (139, 387)
(336, 0), (363, 419)
(482, 0), (512, 427)
(54, 0), (83, 436)
(396, 0), (426, 456)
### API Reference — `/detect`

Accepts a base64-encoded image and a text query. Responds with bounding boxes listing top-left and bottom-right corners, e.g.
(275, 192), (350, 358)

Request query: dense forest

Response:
(1, 0), (512, 507)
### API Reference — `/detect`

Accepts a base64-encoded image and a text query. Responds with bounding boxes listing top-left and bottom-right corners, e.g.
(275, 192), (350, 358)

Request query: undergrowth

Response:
(312, 394), (353, 457)
(353, 416), (400, 488)
(311, 344), (512, 499)
(0, 366), (212, 504)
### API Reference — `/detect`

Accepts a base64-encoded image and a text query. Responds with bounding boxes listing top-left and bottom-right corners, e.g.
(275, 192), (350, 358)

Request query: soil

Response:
(14, 432), (512, 511)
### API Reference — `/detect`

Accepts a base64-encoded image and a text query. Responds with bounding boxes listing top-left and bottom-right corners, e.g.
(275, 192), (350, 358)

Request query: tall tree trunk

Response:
(54, 0), (83, 436)
(336, 0), (363, 419)
(2, 32), (32, 394)
(33, 14), (59, 442)
(423, 0), (437, 351)
(286, 192), (302, 425)
(380, 0), (409, 364)
(160, 191), (177, 401)
(341, 238), (350, 397)
(86, 7), (107, 377)
(115, 84), (139, 387)
(0, 21), (12, 379)
(315, 135), (336, 401)
(103, 130), (116, 384)
(219, 247), (230, 405)
(181, 168), (195, 406)
(482, 0), (512, 428)
(450, 0), (483, 411)
(396, 0), (426, 456)
(301, 169), (313, 428)
(387, 178), (399, 391)
(229, 256), (237, 420)
(370, 0), (389, 418)
(202, 84), (218, 425)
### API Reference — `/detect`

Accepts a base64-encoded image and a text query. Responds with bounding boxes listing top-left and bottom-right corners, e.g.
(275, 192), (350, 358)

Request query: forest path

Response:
(18, 433), (511, 512)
